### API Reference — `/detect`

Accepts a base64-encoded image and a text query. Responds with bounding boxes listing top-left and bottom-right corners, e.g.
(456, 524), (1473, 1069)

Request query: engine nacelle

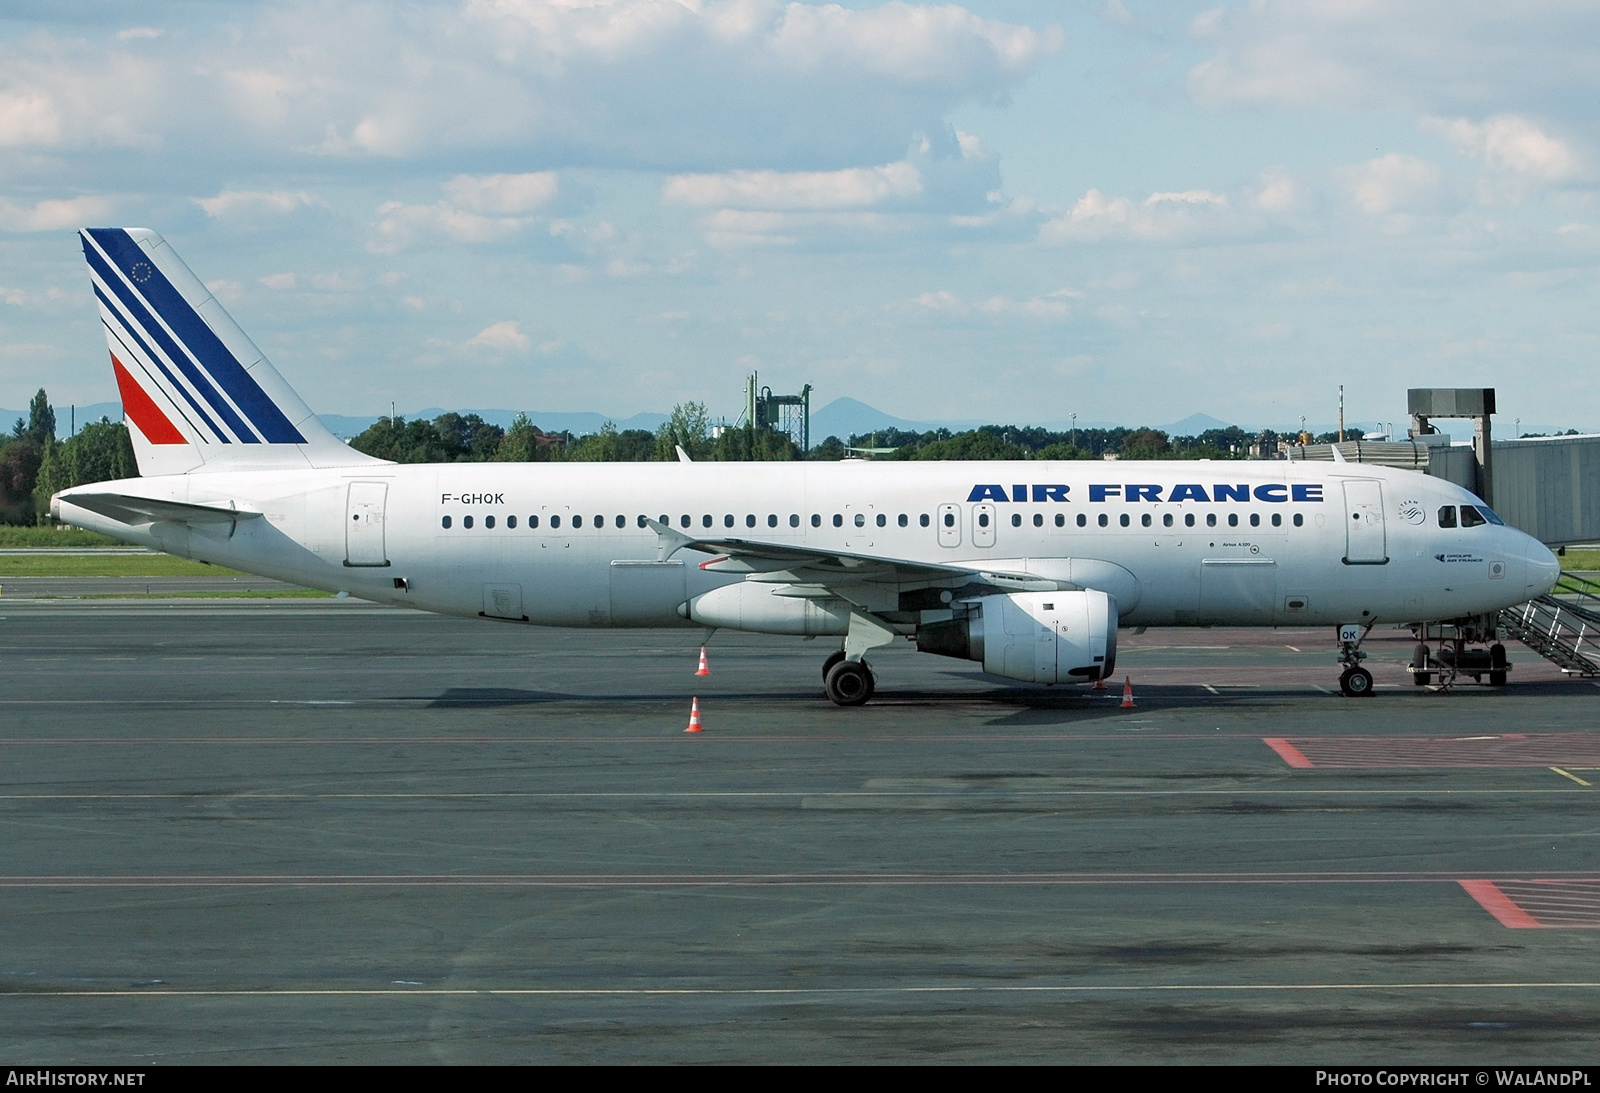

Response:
(917, 590), (1117, 684)
(683, 582), (852, 636)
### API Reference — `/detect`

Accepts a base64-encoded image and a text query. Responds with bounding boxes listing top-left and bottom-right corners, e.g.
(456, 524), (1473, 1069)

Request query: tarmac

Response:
(1, 586), (1598, 1063)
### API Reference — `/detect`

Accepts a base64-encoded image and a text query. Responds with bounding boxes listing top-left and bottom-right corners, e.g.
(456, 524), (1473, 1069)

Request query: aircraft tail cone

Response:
(1121, 677), (1136, 710)
(695, 647), (711, 677)
(685, 696), (704, 733)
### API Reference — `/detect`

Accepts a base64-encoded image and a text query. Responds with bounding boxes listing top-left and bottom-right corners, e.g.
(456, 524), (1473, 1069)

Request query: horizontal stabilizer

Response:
(62, 492), (262, 528)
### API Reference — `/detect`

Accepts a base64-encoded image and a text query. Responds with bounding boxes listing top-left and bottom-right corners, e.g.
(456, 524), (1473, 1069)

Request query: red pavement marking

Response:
(1460, 880), (1543, 928)
(1261, 734), (1600, 769)
(1493, 881), (1600, 928)
(1263, 738), (1315, 768)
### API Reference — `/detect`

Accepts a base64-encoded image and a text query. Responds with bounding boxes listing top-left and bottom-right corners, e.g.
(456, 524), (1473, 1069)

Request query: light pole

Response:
(1070, 413), (1077, 451)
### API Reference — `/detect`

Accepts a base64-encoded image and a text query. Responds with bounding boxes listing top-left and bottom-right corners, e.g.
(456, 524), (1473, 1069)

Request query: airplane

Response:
(52, 228), (1561, 704)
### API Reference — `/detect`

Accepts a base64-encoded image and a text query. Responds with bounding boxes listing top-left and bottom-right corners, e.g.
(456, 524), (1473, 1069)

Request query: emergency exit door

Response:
(345, 481), (389, 567)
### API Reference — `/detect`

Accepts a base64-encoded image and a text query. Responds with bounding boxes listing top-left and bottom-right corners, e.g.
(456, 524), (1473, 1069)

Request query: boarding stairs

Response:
(1499, 572), (1600, 677)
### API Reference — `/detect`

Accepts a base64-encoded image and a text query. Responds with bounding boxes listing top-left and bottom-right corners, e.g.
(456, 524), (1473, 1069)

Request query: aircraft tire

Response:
(822, 650), (846, 681)
(1488, 670), (1508, 687)
(1339, 666), (1374, 697)
(1413, 673), (1431, 686)
(825, 660), (873, 706)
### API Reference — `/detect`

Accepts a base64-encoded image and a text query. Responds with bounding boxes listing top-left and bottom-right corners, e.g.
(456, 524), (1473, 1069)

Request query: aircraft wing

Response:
(60, 492), (263, 528)
(644, 519), (1057, 593)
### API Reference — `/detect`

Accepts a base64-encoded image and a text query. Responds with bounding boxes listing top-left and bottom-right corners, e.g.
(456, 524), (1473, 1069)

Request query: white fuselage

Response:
(56, 459), (1559, 633)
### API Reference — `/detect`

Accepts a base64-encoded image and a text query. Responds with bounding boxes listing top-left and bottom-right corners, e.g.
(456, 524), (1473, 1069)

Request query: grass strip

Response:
(0, 527), (122, 548)
(0, 555), (247, 577)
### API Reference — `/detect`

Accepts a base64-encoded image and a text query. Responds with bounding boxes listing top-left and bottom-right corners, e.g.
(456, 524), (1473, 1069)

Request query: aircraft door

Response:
(972, 503), (996, 548)
(937, 503), (962, 547)
(1342, 480), (1388, 564)
(482, 584), (525, 620)
(345, 481), (389, 567)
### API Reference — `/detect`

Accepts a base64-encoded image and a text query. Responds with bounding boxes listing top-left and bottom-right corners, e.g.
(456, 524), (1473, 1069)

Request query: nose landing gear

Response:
(1337, 622), (1376, 697)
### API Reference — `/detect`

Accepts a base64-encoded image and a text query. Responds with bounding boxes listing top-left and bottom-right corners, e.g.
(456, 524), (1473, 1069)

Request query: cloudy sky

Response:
(2, 0), (1598, 432)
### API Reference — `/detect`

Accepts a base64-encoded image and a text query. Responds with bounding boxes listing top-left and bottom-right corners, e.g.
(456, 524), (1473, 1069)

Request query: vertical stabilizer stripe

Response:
(86, 229), (306, 444)
(111, 354), (187, 444)
(83, 239), (256, 443)
(95, 285), (227, 443)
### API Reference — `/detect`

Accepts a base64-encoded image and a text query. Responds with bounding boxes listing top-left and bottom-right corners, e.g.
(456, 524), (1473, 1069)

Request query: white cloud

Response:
(899, 287), (1077, 320)
(1339, 154), (1442, 214)
(0, 195), (115, 232)
(370, 172), (558, 252)
(1039, 188), (1248, 244)
(1187, 1), (1600, 119)
(465, 320), (530, 351)
(1422, 114), (1580, 181)
(195, 190), (322, 218)
(259, 272), (297, 290)
(665, 162), (922, 210)
(442, 172), (557, 214)
(0, 1), (1056, 169)
(204, 279), (244, 303)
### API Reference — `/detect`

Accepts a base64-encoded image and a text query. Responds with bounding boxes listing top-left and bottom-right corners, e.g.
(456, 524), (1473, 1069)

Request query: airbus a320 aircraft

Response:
(53, 228), (1561, 704)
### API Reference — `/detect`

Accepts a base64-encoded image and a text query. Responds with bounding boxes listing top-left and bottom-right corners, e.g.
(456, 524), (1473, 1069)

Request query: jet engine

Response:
(917, 590), (1117, 684)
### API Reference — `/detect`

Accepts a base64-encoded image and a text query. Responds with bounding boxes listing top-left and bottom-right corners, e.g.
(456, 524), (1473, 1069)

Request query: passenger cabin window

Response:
(1098, 514), (1108, 527)
(854, 513), (865, 527)
(877, 513), (886, 527)
(978, 512), (990, 528)
(616, 515), (625, 529)
(550, 515), (560, 529)
(833, 514), (843, 527)
(812, 514), (822, 527)
(1271, 513), (1281, 527)
(1438, 506), (1457, 528)
(768, 514), (778, 528)
(1460, 505), (1488, 528)
(942, 513), (954, 527)
(746, 514), (756, 528)
(1250, 513), (1260, 527)
(1078, 514), (1087, 527)
(573, 515), (583, 528)
(899, 514), (908, 527)
(1293, 514), (1303, 527)
(1119, 514), (1129, 527)
(1207, 513), (1217, 527)
(791, 514), (801, 527)
(725, 514), (735, 528)
(703, 515), (713, 528)
(508, 516), (517, 529)
(441, 515), (452, 529)
(1012, 513), (1022, 527)
(1141, 514), (1152, 527)
(1163, 514), (1173, 528)
(485, 515), (496, 529)
(681, 515), (691, 528)
(1184, 514), (1194, 527)
(1228, 514), (1238, 527)
(464, 515), (474, 529)
(919, 514), (929, 527)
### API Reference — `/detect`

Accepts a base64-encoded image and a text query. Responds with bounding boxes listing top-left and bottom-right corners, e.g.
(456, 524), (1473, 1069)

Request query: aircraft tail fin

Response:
(80, 227), (386, 476)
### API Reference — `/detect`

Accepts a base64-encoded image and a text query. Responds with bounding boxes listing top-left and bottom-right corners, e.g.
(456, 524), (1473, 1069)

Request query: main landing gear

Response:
(823, 651), (875, 706)
(821, 612), (897, 706)
(1337, 622), (1375, 697)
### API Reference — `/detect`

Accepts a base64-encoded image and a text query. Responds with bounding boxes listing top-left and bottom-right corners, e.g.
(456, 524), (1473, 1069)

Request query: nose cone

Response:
(1526, 538), (1561, 596)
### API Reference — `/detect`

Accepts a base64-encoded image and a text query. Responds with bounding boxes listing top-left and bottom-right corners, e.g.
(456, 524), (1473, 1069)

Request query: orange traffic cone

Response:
(695, 647), (711, 677)
(1120, 677), (1136, 709)
(1093, 675), (1106, 692)
(685, 696), (704, 733)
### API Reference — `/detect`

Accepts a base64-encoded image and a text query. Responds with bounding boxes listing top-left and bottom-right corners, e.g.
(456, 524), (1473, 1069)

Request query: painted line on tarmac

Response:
(8, 982), (1600, 999)
(0, 788), (1589, 801)
(1, 871), (1597, 888)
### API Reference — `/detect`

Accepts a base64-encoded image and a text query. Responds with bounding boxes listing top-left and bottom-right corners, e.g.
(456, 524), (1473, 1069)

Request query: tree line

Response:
(0, 387), (1399, 526)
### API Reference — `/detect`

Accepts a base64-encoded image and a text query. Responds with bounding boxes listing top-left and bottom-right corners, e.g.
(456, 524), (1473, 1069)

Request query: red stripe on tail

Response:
(111, 354), (186, 444)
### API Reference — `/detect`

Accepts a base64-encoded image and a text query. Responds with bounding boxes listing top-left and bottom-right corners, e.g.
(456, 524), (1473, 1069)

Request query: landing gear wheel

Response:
(1413, 673), (1432, 686)
(1339, 666), (1374, 697)
(821, 650), (846, 681)
(824, 659), (873, 706)
(1411, 643), (1432, 686)
(1488, 671), (1508, 687)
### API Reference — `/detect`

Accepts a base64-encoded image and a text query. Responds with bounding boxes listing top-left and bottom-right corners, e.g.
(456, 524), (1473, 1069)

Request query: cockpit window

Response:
(1438, 506), (1457, 528)
(1460, 504), (1487, 528)
(1479, 506), (1504, 525)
